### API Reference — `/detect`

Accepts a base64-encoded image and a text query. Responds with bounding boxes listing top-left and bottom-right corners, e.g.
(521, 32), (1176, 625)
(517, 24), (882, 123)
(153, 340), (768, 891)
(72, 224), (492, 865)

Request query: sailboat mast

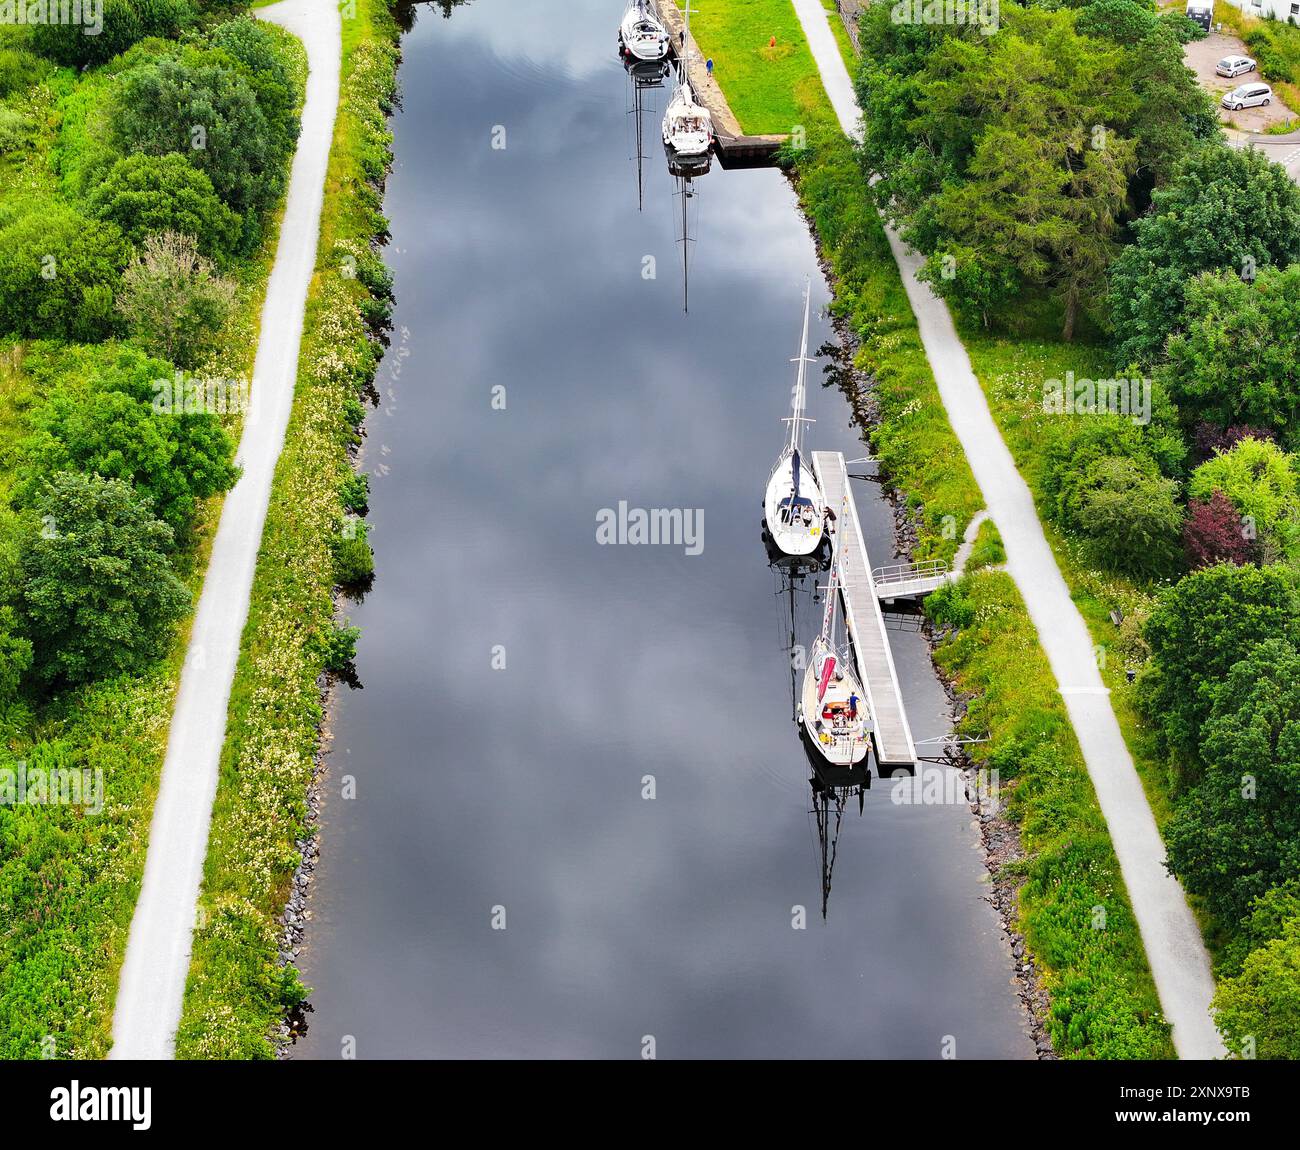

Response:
(787, 279), (812, 453)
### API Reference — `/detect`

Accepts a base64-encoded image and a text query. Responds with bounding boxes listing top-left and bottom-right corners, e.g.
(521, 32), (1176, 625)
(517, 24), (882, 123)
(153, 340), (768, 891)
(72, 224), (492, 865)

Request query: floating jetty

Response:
(811, 451), (927, 776)
(650, 0), (786, 168)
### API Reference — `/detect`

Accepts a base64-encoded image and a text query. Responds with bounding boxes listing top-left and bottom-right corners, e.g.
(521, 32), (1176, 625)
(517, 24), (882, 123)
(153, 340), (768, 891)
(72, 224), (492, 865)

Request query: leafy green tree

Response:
(1139, 564), (1298, 781)
(106, 47), (288, 251)
(1214, 917), (1300, 1060)
(1165, 640), (1300, 924)
(1160, 265), (1300, 439)
(28, 0), (197, 68)
(116, 231), (237, 368)
(1072, 454), (1183, 577)
(21, 472), (190, 685)
(1188, 437), (1299, 560)
(1220, 879), (1300, 976)
(0, 605), (31, 704)
(0, 203), (128, 342)
(1109, 144), (1300, 366)
(18, 344), (238, 542)
(85, 154), (242, 261)
(209, 17), (301, 157)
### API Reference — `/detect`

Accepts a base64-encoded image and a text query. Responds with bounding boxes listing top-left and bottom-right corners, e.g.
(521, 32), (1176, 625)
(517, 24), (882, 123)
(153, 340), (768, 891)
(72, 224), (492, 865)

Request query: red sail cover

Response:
(818, 655), (836, 702)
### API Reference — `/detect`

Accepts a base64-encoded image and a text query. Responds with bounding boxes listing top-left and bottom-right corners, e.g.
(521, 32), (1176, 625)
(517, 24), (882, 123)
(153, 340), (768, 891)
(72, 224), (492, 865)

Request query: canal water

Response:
(294, 0), (1032, 1059)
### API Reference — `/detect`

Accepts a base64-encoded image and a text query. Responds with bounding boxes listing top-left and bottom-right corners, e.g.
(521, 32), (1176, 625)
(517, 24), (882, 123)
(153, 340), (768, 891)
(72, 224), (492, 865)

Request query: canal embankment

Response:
(168, 0), (400, 1058)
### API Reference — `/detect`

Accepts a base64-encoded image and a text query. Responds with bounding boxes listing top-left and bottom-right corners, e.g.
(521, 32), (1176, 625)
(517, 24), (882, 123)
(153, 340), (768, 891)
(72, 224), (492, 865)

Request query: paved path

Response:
(109, 0), (342, 1059)
(791, 0), (1225, 1059)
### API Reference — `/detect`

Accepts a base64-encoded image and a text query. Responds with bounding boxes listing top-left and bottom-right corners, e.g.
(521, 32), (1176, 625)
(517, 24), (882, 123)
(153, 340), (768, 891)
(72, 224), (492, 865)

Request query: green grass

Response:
(174, 0), (400, 1058)
(820, 0), (857, 73)
(790, 102), (1173, 1057)
(678, 0), (831, 134)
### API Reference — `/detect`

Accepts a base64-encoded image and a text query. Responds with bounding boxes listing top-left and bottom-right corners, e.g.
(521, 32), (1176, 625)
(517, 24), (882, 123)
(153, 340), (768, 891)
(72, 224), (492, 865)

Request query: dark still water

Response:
(294, 0), (1032, 1059)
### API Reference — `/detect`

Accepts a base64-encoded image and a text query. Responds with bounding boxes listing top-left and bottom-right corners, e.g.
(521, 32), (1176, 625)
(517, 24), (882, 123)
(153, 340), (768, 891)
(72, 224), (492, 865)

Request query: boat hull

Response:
(799, 637), (871, 767)
(764, 450), (826, 558)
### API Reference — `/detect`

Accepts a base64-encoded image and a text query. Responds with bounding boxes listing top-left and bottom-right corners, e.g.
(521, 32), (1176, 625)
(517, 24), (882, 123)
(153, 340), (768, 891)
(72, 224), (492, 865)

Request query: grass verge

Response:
(174, 0), (400, 1058)
(678, 0), (831, 133)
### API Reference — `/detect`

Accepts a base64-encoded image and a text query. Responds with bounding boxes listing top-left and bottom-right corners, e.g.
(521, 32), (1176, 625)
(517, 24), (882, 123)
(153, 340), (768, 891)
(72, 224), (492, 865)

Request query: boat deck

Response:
(812, 451), (917, 775)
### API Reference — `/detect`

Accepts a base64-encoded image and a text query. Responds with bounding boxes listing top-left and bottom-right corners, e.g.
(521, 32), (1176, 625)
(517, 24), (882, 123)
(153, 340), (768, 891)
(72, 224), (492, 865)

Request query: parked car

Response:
(1222, 82), (1273, 110)
(1216, 55), (1257, 78)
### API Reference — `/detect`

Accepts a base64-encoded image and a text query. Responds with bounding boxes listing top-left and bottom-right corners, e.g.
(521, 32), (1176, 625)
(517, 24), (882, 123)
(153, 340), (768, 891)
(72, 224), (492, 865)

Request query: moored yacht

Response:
(661, 4), (713, 157)
(618, 0), (670, 62)
(763, 281), (827, 561)
(800, 543), (872, 768)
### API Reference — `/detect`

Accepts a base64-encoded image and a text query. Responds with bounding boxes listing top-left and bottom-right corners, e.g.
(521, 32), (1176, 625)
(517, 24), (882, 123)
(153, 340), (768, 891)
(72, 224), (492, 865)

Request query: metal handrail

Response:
(871, 560), (949, 585)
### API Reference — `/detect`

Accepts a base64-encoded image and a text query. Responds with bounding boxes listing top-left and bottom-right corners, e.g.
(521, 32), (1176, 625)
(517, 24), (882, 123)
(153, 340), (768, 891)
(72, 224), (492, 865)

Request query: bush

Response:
(17, 343), (239, 542)
(28, 0), (197, 68)
(85, 154), (243, 260)
(0, 48), (51, 99)
(1183, 490), (1258, 570)
(1161, 265), (1300, 439)
(0, 202), (128, 342)
(116, 231), (238, 368)
(1188, 437), (1299, 560)
(107, 47), (290, 252)
(319, 623), (360, 673)
(21, 472), (190, 685)
(332, 520), (374, 586)
(1074, 455), (1183, 578)
(1164, 639), (1300, 926)
(339, 472), (370, 514)
(0, 107), (34, 154)
(1109, 144), (1300, 366)
(1139, 563), (1298, 782)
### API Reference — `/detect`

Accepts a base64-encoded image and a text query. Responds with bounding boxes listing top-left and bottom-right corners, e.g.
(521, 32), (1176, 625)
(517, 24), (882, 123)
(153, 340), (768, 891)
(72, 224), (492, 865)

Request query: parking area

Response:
(1185, 28), (1297, 132)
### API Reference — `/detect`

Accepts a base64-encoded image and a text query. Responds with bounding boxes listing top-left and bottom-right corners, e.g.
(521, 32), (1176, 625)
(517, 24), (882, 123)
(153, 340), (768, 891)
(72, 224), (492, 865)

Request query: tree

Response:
(85, 154), (242, 261)
(116, 232), (237, 368)
(1213, 917), (1300, 1060)
(1072, 454), (1183, 577)
(0, 605), (31, 704)
(1188, 437), (1299, 560)
(1164, 639), (1300, 925)
(17, 344), (238, 542)
(1160, 264), (1300, 439)
(1108, 144), (1300, 366)
(906, 10), (1139, 337)
(28, 0), (197, 68)
(107, 48), (287, 251)
(209, 16), (301, 158)
(21, 473), (190, 685)
(0, 202), (127, 342)
(1139, 564), (1298, 782)
(1183, 490), (1257, 570)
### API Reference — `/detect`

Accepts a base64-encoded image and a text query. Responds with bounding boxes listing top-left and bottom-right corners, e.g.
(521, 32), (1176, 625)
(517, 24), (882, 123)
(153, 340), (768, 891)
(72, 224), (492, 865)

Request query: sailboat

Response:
(799, 538), (872, 768)
(763, 281), (827, 561)
(618, 0), (670, 62)
(662, 5), (713, 158)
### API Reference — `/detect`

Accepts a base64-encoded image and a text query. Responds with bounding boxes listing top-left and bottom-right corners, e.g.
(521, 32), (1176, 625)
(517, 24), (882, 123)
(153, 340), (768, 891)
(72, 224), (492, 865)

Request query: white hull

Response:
(800, 637), (871, 767)
(663, 81), (713, 156)
(619, 4), (669, 62)
(765, 449), (826, 557)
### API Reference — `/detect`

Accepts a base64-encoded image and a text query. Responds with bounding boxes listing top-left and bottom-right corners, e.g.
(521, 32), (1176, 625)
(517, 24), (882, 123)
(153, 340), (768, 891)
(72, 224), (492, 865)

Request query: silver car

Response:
(1222, 82), (1272, 110)
(1216, 55), (1257, 78)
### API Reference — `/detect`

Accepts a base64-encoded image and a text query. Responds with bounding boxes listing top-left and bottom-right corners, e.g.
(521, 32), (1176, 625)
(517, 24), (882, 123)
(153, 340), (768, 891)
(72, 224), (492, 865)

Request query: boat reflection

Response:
(775, 565), (869, 920)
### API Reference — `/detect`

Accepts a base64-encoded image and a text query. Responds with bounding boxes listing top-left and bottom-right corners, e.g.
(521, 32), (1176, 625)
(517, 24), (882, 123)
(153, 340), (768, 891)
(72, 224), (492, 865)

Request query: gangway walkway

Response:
(812, 451), (916, 775)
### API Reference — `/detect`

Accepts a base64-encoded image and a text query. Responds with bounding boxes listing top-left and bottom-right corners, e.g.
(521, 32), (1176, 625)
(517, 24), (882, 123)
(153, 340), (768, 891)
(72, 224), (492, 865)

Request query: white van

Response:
(1222, 82), (1273, 110)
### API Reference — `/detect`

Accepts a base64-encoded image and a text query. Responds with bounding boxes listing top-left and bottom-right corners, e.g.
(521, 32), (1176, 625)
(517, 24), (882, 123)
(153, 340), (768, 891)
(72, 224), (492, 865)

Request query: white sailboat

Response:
(618, 0), (670, 62)
(800, 542), (872, 767)
(661, 4), (713, 157)
(764, 281), (826, 559)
